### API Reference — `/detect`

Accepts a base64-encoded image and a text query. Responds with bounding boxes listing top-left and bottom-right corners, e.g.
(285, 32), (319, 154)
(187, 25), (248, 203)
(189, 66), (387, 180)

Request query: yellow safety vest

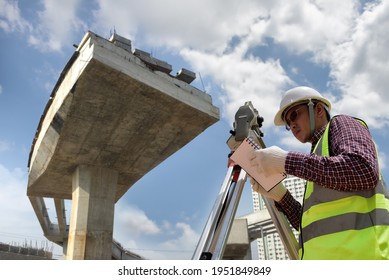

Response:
(299, 117), (389, 259)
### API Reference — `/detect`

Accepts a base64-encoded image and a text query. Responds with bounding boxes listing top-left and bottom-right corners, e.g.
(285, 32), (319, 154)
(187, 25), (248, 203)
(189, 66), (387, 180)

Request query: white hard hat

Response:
(274, 86), (331, 126)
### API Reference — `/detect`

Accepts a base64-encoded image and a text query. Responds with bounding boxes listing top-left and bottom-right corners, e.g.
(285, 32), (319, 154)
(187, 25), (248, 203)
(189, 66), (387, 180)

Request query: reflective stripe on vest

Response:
(299, 117), (389, 260)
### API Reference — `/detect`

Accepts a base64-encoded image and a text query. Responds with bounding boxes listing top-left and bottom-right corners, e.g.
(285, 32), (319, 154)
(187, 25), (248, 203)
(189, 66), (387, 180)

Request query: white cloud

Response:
(90, 0), (357, 58)
(114, 202), (200, 259)
(378, 150), (386, 171)
(374, 142), (387, 171)
(115, 204), (160, 237)
(157, 222), (199, 259)
(28, 0), (87, 52)
(329, 1), (389, 128)
(0, 0), (87, 52)
(0, 140), (10, 152)
(90, 0), (139, 41)
(91, 0), (387, 131)
(278, 130), (311, 152)
(0, 164), (51, 247)
(92, 0), (266, 53)
(3, 0), (387, 128)
(23, 0), (386, 130)
(181, 49), (292, 126)
(160, 222), (199, 249)
(161, 220), (174, 233)
(127, 222), (199, 260)
(0, 0), (32, 33)
(264, 0), (358, 62)
(179, 0), (389, 130)
(0, 164), (26, 208)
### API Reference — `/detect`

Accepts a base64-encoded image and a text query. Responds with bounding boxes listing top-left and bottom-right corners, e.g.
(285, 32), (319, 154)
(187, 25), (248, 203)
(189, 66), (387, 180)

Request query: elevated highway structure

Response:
(27, 31), (219, 259)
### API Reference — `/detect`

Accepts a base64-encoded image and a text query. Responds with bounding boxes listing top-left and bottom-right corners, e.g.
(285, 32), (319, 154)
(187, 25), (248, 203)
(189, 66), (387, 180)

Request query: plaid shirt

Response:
(277, 115), (379, 230)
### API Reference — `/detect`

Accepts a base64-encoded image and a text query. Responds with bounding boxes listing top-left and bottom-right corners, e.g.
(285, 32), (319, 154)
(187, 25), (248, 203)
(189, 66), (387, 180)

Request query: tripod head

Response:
(227, 101), (264, 152)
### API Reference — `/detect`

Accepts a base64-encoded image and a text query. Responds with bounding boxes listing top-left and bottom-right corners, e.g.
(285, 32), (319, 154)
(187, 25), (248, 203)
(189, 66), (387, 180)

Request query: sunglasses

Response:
(284, 106), (306, 130)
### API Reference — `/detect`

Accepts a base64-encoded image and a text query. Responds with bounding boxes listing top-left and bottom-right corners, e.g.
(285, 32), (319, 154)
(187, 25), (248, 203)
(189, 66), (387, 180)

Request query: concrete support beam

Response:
(54, 198), (67, 237)
(223, 218), (251, 260)
(66, 165), (118, 260)
(28, 196), (53, 237)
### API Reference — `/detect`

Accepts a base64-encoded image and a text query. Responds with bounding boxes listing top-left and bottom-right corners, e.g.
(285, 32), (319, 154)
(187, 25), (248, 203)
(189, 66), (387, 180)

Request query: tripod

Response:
(192, 102), (299, 260)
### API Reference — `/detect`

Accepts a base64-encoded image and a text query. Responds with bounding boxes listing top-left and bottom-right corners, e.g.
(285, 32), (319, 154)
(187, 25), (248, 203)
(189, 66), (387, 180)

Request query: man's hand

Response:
(250, 177), (287, 202)
(249, 146), (288, 177)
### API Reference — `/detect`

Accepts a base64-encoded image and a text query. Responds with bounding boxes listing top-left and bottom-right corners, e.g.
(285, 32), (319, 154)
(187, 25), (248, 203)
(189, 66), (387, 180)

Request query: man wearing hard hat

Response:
(249, 86), (389, 260)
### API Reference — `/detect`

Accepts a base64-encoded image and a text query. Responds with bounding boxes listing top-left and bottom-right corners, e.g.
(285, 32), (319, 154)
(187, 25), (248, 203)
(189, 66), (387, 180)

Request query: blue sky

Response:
(0, 0), (388, 260)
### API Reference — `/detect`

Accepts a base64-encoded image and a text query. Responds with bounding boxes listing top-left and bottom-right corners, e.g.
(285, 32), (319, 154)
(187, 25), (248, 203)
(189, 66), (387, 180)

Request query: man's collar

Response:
(310, 123), (327, 150)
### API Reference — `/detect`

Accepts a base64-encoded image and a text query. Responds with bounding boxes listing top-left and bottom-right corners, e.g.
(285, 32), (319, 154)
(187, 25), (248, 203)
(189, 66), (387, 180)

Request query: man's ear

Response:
(315, 103), (326, 118)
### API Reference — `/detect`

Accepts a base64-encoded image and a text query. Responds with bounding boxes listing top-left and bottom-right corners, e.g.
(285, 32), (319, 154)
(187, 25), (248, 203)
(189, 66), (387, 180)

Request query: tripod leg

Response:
(192, 165), (247, 260)
(255, 138), (299, 259)
(192, 165), (236, 259)
(210, 168), (247, 259)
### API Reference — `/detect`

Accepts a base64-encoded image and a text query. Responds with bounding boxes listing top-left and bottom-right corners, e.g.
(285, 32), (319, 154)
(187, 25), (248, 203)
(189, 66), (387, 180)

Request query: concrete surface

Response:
(223, 218), (251, 260)
(27, 31), (219, 201)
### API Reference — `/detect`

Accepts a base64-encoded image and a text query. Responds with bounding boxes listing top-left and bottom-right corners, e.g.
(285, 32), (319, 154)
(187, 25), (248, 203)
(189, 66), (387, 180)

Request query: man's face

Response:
(284, 104), (312, 143)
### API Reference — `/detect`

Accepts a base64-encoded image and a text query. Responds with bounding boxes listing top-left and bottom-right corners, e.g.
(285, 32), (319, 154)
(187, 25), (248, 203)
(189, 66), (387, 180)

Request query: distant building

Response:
(0, 239), (144, 260)
(0, 242), (53, 260)
(252, 175), (305, 260)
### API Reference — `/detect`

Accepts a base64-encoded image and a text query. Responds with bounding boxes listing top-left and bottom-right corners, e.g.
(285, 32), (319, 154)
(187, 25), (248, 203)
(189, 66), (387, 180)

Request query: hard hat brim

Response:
(274, 96), (331, 126)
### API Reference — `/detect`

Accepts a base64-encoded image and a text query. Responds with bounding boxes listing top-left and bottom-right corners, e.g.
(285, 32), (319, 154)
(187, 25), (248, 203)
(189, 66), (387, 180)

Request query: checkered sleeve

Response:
(285, 115), (379, 191)
(276, 191), (302, 230)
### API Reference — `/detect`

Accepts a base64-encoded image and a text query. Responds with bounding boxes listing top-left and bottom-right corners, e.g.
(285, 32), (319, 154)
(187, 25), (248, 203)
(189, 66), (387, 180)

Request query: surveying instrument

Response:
(192, 101), (299, 260)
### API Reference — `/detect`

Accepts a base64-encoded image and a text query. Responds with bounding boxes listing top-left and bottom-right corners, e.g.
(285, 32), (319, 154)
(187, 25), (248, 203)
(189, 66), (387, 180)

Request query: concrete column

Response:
(62, 238), (68, 257)
(66, 165), (118, 260)
(223, 218), (251, 260)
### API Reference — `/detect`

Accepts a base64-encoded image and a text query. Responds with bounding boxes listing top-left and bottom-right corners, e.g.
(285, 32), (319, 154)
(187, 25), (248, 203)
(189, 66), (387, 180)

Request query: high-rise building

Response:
(252, 175), (305, 260)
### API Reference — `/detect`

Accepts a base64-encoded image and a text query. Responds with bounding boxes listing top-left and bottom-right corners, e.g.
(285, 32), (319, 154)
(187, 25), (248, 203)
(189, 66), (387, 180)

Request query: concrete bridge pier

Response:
(26, 31), (220, 259)
(66, 165), (118, 260)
